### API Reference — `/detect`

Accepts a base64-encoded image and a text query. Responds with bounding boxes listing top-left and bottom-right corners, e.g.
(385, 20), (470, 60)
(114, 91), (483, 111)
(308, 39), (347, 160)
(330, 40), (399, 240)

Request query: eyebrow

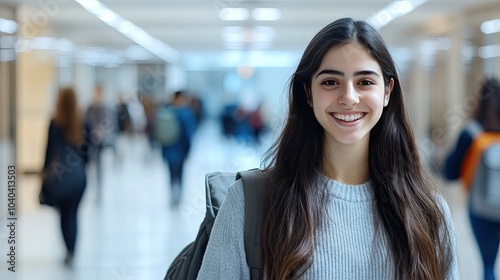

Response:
(315, 69), (381, 78)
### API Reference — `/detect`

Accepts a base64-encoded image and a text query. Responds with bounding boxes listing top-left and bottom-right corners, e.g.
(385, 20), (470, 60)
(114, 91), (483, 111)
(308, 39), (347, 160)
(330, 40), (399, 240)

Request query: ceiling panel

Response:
(1, 0), (500, 63)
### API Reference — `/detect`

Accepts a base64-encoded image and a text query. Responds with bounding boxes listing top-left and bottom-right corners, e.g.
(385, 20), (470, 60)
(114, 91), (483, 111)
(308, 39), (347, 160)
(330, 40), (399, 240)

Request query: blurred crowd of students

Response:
(41, 82), (271, 268)
(40, 85), (204, 266)
(220, 102), (267, 144)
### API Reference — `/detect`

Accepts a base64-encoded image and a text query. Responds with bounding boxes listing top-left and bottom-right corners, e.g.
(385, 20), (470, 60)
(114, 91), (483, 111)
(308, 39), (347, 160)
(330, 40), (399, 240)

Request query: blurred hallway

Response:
(2, 1), (500, 279)
(4, 119), (500, 280)
(11, 119), (268, 280)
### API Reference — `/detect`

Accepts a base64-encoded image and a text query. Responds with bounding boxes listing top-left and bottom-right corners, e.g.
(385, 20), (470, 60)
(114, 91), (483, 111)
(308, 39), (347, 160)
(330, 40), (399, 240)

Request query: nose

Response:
(338, 84), (359, 107)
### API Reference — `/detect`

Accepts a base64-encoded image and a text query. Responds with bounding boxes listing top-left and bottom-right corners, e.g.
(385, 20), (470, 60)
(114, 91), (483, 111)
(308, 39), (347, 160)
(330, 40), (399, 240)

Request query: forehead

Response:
(317, 43), (382, 74)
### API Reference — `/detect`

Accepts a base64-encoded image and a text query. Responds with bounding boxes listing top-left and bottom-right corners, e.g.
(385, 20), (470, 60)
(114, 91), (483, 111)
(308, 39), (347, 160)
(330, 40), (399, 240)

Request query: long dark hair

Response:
(475, 77), (500, 132)
(53, 87), (84, 146)
(261, 18), (452, 280)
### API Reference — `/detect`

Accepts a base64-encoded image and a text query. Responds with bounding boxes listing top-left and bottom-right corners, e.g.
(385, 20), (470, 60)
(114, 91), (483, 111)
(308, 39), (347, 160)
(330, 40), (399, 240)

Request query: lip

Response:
(330, 112), (366, 127)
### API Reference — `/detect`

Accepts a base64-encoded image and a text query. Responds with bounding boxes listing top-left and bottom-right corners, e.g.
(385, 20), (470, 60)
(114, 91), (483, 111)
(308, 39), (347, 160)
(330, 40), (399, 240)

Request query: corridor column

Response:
(444, 16), (467, 146)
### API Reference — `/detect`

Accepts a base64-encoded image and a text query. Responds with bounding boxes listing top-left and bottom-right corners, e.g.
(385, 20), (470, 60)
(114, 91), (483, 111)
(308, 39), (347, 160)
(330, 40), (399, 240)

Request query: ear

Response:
(303, 83), (313, 107)
(384, 78), (394, 107)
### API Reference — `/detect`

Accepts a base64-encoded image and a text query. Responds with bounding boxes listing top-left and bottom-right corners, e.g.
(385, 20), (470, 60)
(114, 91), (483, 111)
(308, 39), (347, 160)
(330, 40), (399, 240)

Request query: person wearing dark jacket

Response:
(444, 77), (500, 280)
(85, 85), (116, 204)
(42, 87), (91, 266)
(159, 90), (197, 207)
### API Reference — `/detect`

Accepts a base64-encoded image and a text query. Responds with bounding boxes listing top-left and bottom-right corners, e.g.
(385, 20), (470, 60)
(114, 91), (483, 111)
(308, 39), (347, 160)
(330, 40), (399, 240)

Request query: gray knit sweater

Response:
(197, 172), (459, 280)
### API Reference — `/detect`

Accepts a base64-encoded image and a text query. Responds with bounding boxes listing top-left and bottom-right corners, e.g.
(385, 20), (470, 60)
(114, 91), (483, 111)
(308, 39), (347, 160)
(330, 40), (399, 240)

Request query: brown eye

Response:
(359, 80), (374, 86)
(322, 80), (339, 86)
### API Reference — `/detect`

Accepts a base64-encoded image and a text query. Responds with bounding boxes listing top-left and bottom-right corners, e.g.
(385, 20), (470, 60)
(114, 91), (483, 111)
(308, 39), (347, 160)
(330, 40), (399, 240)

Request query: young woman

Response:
(198, 18), (459, 280)
(444, 77), (500, 280)
(42, 87), (90, 266)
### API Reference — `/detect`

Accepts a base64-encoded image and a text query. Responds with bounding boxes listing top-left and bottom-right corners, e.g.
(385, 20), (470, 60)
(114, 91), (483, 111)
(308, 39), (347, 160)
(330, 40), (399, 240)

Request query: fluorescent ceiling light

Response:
(219, 8), (250, 21)
(16, 37), (75, 53)
(481, 19), (500, 34)
(478, 44), (500, 59)
(0, 18), (18, 34)
(76, 0), (102, 12)
(391, 0), (413, 14)
(29, 37), (55, 50)
(74, 0), (178, 63)
(55, 38), (75, 53)
(367, 0), (427, 29)
(252, 8), (281, 21)
(98, 8), (118, 25)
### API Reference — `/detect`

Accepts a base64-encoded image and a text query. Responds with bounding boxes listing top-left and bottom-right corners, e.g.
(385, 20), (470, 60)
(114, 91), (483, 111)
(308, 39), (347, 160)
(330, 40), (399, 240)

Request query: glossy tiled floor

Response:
(2, 119), (500, 280)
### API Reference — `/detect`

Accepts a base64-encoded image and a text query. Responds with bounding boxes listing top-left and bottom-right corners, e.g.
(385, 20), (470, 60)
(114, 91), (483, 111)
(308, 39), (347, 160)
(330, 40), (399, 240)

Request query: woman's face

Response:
(309, 42), (393, 147)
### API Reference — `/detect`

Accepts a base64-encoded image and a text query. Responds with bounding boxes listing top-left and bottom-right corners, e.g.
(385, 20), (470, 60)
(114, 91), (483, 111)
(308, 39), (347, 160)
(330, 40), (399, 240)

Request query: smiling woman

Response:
(197, 17), (460, 280)
(309, 42), (394, 148)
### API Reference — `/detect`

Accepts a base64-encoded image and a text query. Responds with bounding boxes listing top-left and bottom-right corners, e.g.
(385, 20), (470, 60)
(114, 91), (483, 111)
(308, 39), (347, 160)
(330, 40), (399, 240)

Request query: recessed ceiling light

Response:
(478, 44), (500, 59)
(0, 18), (17, 34)
(219, 8), (250, 21)
(367, 0), (427, 29)
(481, 19), (500, 34)
(252, 8), (281, 21)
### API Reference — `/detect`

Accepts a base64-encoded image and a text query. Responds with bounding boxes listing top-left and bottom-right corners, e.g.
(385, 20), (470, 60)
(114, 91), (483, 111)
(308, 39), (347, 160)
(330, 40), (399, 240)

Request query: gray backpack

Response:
(165, 169), (266, 280)
(155, 106), (181, 146)
(470, 142), (500, 221)
(464, 121), (500, 221)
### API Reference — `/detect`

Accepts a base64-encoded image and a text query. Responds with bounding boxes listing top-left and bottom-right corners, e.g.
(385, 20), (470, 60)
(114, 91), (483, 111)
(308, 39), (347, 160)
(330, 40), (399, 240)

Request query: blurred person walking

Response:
(114, 93), (131, 165)
(85, 85), (116, 204)
(116, 93), (131, 135)
(142, 95), (159, 162)
(41, 87), (91, 266)
(155, 90), (197, 207)
(444, 77), (500, 280)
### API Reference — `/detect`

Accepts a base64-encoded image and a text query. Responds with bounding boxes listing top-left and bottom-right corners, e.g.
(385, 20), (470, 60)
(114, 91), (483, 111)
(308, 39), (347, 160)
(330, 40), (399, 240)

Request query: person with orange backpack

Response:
(444, 77), (500, 280)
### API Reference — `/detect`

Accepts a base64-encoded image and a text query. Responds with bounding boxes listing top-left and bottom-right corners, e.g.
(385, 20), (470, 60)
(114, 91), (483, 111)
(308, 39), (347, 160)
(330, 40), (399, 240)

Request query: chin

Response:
(333, 132), (370, 145)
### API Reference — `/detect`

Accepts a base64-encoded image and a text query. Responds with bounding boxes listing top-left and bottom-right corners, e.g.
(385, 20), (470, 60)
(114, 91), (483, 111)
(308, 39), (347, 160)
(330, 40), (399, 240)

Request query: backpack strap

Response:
(237, 169), (266, 280)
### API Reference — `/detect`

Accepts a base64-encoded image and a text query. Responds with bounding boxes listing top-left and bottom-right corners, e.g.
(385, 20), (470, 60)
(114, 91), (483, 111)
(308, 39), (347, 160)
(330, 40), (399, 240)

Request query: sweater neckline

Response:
(315, 170), (374, 202)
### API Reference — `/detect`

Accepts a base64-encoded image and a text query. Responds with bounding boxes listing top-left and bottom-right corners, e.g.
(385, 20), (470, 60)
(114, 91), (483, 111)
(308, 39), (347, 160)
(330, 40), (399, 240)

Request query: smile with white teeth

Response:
(332, 113), (365, 122)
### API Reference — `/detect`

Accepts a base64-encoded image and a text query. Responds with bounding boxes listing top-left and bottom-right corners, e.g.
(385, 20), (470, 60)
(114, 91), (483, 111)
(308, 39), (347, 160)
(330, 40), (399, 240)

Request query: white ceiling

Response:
(1, 0), (500, 65)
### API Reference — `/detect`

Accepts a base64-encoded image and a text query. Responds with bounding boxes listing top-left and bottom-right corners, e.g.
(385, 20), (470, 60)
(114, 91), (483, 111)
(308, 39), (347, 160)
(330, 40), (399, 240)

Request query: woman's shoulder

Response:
(225, 178), (245, 209)
(433, 192), (453, 221)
